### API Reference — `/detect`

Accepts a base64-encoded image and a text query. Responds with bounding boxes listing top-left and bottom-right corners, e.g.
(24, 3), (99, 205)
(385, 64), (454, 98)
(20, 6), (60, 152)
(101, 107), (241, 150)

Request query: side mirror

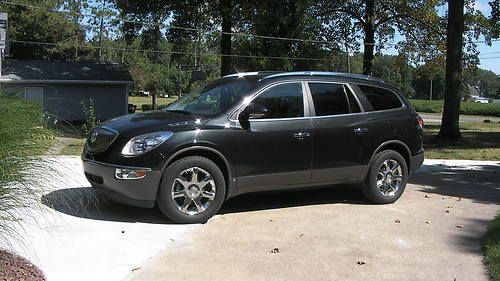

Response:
(238, 102), (269, 121)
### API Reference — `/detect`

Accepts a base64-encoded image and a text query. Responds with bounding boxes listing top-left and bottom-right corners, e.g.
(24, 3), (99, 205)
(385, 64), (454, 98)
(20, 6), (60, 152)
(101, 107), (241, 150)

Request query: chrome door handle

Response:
(293, 132), (310, 138)
(353, 128), (368, 135)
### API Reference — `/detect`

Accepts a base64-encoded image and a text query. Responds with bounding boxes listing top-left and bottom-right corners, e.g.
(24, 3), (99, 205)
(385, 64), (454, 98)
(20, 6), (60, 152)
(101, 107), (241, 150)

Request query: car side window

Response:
(308, 83), (361, 116)
(358, 84), (402, 111)
(251, 83), (304, 119)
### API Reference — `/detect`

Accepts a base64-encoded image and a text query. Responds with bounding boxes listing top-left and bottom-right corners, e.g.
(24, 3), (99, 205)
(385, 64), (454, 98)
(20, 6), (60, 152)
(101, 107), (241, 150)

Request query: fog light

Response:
(115, 168), (148, 180)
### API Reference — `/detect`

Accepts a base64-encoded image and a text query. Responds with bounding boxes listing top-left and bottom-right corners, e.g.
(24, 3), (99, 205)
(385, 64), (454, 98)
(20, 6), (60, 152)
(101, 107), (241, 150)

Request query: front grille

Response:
(86, 127), (118, 153)
(85, 172), (104, 184)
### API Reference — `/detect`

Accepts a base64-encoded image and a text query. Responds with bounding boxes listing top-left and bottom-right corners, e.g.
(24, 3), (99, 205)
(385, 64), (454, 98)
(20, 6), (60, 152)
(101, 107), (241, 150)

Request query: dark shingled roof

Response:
(0, 60), (134, 84)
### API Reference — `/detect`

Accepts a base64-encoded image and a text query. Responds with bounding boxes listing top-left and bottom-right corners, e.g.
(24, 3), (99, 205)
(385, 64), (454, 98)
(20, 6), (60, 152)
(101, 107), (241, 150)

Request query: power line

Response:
(9, 39), (333, 61)
(479, 51), (500, 56)
(480, 56), (500, 60)
(0, 1), (334, 45)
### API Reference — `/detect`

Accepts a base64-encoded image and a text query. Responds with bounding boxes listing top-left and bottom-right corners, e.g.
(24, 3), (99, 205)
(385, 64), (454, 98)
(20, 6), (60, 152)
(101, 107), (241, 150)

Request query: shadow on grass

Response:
(424, 124), (500, 150)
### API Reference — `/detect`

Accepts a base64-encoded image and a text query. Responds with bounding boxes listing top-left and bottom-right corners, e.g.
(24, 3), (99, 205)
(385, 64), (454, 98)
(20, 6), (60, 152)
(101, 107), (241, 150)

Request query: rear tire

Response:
(157, 156), (226, 223)
(363, 150), (408, 204)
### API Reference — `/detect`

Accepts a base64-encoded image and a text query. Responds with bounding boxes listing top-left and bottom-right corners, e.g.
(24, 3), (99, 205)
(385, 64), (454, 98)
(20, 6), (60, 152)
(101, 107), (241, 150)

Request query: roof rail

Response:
(262, 71), (384, 82)
(222, 72), (260, 78)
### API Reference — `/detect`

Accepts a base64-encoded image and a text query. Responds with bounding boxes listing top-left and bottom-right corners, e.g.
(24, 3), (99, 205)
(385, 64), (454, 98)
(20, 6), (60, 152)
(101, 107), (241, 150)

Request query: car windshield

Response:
(165, 78), (257, 116)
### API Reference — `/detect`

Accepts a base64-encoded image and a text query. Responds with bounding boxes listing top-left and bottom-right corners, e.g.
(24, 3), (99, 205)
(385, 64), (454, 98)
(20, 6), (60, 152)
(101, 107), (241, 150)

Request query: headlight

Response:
(121, 131), (173, 156)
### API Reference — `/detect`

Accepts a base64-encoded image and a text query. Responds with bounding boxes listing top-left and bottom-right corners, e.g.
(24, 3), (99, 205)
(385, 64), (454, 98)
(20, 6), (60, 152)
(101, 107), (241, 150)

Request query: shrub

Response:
(81, 98), (99, 137)
(409, 99), (500, 117)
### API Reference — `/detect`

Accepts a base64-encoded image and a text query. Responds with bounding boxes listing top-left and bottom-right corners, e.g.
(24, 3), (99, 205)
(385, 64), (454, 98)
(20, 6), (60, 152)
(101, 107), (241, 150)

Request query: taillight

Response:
(417, 115), (424, 129)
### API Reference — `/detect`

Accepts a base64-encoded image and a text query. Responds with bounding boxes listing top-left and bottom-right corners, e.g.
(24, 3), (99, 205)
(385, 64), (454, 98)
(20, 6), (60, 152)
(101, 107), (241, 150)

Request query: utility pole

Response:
(97, 0), (106, 62)
(429, 79), (433, 100)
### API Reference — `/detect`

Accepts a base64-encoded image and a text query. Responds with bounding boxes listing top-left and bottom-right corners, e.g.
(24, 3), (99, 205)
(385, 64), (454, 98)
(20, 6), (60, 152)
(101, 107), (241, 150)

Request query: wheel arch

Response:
(370, 140), (411, 171)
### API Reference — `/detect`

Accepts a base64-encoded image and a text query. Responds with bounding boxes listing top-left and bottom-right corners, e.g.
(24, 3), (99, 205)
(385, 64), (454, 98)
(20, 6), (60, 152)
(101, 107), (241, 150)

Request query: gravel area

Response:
(0, 249), (46, 281)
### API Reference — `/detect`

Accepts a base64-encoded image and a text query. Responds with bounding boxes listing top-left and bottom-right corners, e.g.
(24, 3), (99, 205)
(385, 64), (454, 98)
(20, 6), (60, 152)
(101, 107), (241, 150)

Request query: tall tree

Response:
(438, 0), (465, 139)
(0, 0), (83, 60)
(317, 0), (442, 75)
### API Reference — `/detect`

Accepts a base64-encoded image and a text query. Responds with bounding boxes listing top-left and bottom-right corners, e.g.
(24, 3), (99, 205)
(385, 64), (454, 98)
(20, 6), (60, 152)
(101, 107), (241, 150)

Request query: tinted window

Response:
(252, 83), (304, 119)
(309, 83), (360, 116)
(358, 85), (402, 111)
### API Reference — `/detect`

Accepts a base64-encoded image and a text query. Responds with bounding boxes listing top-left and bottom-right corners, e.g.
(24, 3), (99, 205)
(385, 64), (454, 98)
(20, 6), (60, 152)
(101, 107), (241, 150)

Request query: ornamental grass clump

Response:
(0, 94), (55, 246)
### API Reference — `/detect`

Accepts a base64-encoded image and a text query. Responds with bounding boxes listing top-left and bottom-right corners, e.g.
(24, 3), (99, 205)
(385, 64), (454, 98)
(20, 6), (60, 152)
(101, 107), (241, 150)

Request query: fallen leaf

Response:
(457, 197), (462, 201)
(456, 224), (464, 229)
(270, 248), (280, 254)
(426, 221), (431, 224)
(121, 230), (125, 234)
(298, 233), (304, 237)
(132, 267), (141, 272)
(395, 219), (401, 223)
(445, 210), (450, 213)
(269, 219), (274, 222)
(357, 261), (366, 265)
(424, 194), (431, 198)
(446, 205), (453, 209)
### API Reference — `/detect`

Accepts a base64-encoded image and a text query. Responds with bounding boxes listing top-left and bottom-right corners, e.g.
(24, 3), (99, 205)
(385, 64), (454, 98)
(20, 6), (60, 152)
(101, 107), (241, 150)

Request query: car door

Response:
(306, 81), (368, 184)
(232, 81), (313, 192)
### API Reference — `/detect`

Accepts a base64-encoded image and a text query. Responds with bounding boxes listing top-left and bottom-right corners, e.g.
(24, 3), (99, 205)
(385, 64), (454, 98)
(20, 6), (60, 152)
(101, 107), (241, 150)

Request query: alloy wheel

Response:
(171, 167), (216, 215)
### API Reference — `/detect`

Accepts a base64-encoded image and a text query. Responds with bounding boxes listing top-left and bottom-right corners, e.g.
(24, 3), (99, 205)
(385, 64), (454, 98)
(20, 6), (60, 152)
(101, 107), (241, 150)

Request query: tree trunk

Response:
(438, 0), (464, 140)
(220, 0), (232, 76)
(362, 0), (375, 75)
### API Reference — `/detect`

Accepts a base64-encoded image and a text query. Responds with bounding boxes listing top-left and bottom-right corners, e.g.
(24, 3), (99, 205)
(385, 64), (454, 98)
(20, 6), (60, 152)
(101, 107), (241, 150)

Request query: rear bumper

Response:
(82, 158), (161, 208)
(409, 151), (424, 174)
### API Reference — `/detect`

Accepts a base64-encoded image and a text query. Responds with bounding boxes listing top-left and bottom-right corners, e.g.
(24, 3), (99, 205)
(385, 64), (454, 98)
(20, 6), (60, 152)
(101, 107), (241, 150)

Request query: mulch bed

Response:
(0, 249), (46, 281)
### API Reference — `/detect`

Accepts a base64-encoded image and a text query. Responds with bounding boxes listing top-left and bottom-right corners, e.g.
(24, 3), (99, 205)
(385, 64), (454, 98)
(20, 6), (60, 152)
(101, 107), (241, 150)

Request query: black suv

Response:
(82, 72), (424, 223)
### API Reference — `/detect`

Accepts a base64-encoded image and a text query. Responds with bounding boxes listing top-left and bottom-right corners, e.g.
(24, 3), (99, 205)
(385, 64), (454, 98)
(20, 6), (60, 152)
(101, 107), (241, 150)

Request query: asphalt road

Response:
(419, 113), (500, 123)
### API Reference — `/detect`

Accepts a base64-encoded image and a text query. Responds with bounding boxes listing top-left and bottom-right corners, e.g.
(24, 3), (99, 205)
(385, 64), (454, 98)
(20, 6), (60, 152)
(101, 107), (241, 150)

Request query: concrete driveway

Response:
(124, 160), (500, 281)
(1, 156), (201, 281)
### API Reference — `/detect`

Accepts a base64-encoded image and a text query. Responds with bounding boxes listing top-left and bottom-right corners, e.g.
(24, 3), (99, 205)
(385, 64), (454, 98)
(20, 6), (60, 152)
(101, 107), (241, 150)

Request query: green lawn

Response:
(129, 96), (178, 111)
(410, 99), (500, 117)
(484, 215), (500, 281)
(423, 123), (500, 160)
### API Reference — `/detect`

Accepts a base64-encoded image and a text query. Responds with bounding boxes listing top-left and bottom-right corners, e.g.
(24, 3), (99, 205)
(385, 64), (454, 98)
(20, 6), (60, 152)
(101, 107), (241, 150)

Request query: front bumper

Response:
(409, 151), (424, 174)
(82, 158), (162, 208)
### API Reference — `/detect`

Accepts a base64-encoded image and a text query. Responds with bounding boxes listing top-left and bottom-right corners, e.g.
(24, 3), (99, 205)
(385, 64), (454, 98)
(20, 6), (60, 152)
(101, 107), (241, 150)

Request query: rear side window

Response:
(358, 84), (402, 111)
(252, 83), (304, 119)
(308, 83), (361, 116)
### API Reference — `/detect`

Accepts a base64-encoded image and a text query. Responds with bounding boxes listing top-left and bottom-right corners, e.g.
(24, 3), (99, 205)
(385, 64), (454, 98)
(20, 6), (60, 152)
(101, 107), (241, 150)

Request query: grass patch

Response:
(424, 122), (500, 160)
(59, 138), (86, 156)
(410, 99), (500, 117)
(484, 215), (500, 281)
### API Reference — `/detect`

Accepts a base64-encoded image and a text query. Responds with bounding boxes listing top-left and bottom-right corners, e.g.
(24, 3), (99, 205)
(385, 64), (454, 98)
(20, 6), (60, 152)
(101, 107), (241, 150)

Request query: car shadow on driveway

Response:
(220, 184), (368, 214)
(41, 188), (173, 224)
(42, 185), (368, 223)
(409, 163), (500, 205)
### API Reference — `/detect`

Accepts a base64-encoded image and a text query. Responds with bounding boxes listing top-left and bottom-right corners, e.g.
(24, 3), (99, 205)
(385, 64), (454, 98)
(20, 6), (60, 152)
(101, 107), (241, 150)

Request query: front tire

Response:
(363, 150), (408, 204)
(157, 156), (226, 223)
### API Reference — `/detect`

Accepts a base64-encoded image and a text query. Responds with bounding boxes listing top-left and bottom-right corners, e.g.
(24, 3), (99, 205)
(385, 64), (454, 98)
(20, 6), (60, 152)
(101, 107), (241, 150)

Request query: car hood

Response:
(100, 110), (207, 136)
